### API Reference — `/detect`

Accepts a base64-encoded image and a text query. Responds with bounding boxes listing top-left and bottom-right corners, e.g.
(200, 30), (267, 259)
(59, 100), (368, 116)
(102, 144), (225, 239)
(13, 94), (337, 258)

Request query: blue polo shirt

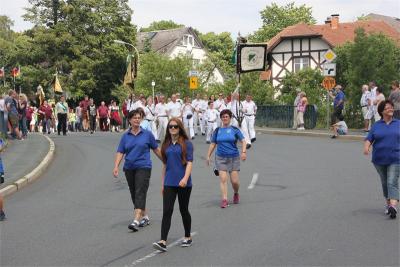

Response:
(117, 127), (158, 170)
(366, 119), (400, 165)
(211, 126), (244, 158)
(164, 140), (193, 187)
(334, 91), (345, 108)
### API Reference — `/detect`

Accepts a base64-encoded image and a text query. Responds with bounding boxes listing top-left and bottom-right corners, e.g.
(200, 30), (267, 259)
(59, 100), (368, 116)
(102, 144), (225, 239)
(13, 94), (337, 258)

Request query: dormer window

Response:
(182, 34), (194, 47)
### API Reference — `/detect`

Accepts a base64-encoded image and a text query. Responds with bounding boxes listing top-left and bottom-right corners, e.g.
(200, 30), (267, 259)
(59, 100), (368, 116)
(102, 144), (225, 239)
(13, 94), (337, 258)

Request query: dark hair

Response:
(376, 87), (383, 94)
(220, 109), (233, 118)
(208, 101), (213, 106)
(377, 100), (394, 118)
(338, 115), (344, 121)
(392, 80), (399, 88)
(161, 118), (190, 165)
(127, 109), (143, 120)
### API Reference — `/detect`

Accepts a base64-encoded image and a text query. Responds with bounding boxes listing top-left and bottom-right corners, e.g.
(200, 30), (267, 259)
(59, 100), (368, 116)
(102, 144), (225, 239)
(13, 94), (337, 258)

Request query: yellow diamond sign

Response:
(323, 49), (337, 62)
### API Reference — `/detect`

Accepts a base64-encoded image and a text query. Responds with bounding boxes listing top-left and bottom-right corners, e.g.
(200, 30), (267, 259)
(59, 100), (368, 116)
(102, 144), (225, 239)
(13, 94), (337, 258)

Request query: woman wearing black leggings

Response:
(153, 118), (194, 252)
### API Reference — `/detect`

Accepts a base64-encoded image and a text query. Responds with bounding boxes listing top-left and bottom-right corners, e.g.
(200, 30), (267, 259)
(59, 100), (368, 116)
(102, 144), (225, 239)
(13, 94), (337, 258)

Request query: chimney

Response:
(325, 16), (331, 25)
(331, 14), (339, 29)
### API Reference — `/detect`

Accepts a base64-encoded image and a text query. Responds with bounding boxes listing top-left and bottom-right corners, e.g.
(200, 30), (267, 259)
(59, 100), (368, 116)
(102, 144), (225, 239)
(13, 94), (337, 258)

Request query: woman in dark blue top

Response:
(153, 118), (194, 252)
(364, 100), (400, 219)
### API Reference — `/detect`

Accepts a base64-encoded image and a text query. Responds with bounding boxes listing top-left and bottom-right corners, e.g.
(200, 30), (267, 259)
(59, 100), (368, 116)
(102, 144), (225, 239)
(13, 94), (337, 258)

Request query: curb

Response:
(0, 134), (55, 198)
(255, 128), (365, 141)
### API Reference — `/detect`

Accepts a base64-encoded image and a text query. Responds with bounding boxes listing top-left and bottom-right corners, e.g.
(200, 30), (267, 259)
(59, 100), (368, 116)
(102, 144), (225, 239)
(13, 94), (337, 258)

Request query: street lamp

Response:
(113, 39), (140, 60)
(151, 80), (155, 104)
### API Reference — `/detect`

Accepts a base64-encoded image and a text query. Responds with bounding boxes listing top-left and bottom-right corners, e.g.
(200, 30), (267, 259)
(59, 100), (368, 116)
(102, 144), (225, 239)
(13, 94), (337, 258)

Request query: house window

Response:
(294, 57), (310, 72)
(182, 34), (194, 47)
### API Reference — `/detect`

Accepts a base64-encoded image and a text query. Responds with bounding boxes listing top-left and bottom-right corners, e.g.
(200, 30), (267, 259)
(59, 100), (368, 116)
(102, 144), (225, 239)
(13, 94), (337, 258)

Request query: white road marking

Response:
(248, 173), (259, 189)
(127, 231), (198, 267)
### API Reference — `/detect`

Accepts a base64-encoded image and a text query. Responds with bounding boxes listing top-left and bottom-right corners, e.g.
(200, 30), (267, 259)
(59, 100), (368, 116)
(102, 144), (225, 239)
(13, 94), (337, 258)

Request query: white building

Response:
(137, 27), (225, 84)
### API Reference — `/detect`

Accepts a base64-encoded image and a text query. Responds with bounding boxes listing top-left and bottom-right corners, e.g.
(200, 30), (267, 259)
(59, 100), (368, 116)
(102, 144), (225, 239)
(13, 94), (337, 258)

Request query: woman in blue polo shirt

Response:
(113, 109), (162, 231)
(364, 100), (400, 219)
(206, 109), (247, 208)
(153, 118), (194, 252)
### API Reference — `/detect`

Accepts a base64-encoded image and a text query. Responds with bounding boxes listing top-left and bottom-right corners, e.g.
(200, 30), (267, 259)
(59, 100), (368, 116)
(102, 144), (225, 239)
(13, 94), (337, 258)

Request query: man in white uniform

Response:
(213, 93), (224, 126)
(155, 95), (169, 142)
(145, 97), (157, 138)
(205, 101), (219, 144)
(230, 92), (242, 127)
(167, 94), (182, 119)
(367, 81), (378, 122)
(181, 97), (195, 139)
(242, 94), (257, 148)
(360, 84), (370, 131)
(192, 94), (202, 135)
(198, 95), (208, 136)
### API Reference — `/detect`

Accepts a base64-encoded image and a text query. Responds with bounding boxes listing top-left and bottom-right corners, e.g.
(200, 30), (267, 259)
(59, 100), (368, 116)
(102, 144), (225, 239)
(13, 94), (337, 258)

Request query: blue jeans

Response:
(19, 116), (28, 136)
(0, 156), (4, 174)
(374, 164), (400, 200)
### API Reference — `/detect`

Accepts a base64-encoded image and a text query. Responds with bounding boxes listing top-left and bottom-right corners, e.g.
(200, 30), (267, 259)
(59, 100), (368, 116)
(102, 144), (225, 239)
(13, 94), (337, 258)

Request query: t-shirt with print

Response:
(88, 104), (96, 116)
(211, 126), (244, 158)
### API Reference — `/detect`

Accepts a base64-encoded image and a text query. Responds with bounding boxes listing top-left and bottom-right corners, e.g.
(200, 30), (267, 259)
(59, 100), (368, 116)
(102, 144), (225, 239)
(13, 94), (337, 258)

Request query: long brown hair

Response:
(161, 118), (190, 165)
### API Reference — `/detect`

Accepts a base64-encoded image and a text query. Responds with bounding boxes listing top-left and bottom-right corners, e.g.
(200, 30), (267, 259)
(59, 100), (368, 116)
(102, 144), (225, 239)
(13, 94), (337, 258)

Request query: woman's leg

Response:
(219, 170), (229, 200)
(124, 169), (137, 217)
(386, 164), (399, 206)
(161, 186), (178, 242)
(230, 171), (240, 194)
(374, 164), (389, 200)
(177, 187), (192, 238)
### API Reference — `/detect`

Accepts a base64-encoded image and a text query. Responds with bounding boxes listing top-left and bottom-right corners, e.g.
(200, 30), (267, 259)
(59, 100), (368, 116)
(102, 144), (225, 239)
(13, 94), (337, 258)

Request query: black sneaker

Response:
(206, 141), (211, 144)
(181, 239), (192, 247)
(128, 220), (139, 231)
(251, 138), (256, 143)
(0, 210), (6, 221)
(139, 217), (150, 227)
(0, 173), (4, 184)
(331, 135), (337, 139)
(388, 206), (397, 219)
(246, 144), (251, 149)
(153, 241), (167, 252)
(202, 133), (205, 136)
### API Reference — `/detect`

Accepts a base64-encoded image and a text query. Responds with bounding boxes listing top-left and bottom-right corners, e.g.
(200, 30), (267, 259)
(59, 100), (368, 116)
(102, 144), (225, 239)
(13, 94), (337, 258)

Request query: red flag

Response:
(0, 67), (4, 77)
(11, 67), (20, 77)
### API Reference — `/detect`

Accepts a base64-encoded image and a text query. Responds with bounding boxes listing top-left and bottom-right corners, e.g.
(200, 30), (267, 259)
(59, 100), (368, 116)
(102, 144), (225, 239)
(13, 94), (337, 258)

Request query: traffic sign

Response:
(322, 77), (336, 90)
(189, 76), (198, 89)
(323, 63), (336, 76)
(188, 70), (198, 77)
(323, 49), (337, 62)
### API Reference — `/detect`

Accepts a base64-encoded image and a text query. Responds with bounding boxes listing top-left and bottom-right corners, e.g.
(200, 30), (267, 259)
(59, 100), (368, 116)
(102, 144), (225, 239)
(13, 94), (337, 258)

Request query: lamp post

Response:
(151, 80), (155, 104)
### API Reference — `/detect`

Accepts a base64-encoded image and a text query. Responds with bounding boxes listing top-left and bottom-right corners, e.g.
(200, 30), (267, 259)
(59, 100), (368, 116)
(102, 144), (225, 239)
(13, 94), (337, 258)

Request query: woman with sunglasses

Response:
(153, 118), (194, 252)
(364, 100), (400, 219)
(206, 109), (247, 208)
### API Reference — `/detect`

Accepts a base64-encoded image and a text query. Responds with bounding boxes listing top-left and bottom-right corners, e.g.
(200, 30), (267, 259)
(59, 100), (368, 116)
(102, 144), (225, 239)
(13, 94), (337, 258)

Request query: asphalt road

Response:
(0, 131), (398, 266)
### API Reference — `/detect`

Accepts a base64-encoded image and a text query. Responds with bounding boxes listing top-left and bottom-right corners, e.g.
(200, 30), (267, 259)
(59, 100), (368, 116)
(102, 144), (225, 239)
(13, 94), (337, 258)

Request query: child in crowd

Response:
(331, 115), (348, 139)
(0, 138), (6, 221)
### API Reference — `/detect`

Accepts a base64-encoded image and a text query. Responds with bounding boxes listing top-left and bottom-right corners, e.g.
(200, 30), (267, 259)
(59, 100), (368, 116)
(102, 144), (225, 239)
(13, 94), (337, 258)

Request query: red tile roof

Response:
(267, 20), (400, 51)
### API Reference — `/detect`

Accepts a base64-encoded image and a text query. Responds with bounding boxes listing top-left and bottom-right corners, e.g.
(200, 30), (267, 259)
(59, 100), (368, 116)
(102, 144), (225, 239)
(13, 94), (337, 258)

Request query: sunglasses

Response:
(168, 125), (179, 129)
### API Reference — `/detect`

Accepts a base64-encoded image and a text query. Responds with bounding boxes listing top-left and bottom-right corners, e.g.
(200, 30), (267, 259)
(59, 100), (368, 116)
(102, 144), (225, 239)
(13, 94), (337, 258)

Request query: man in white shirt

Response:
(230, 92), (242, 128)
(204, 101), (219, 143)
(292, 89), (301, 129)
(176, 92), (183, 105)
(192, 94), (202, 135)
(242, 94), (257, 148)
(360, 84), (370, 131)
(214, 93), (224, 125)
(181, 97), (195, 139)
(167, 94), (182, 119)
(155, 95), (169, 142)
(145, 97), (157, 138)
(198, 95), (208, 135)
(368, 81), (378, 122)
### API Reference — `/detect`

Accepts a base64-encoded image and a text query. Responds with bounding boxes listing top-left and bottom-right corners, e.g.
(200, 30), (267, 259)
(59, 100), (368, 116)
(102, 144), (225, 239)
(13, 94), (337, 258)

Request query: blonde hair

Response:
(19, 93), (28, 102)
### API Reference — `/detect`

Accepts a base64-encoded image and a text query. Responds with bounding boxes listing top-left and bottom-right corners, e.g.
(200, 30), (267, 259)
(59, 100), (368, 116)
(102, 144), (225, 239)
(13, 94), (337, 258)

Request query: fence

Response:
(255, 105), (317, 129)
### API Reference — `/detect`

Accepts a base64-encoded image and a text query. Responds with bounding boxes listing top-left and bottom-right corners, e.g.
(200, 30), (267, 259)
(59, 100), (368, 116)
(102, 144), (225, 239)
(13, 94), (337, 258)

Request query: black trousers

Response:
(89, 115), (97, 132)
(99, 117), (108, 131)
(124, 168), (151, 210)
(331, 106), (343, 125)
(57, 113), (67, 135)
(161, 186), (192, 241)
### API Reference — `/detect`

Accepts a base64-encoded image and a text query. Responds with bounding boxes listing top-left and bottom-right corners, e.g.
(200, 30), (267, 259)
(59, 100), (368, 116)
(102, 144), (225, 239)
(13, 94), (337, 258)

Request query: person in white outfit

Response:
(198, 95), (208, 135)
(145, 97), (157, 138)
(360, 84), (370, 132)
(205, 101), (219, 144)
(168, 94), (182, 120)
(155, 95), (169, 142)
(214, 94), (224, 125)
(192, 94), (202, 135)
(367, 81), (378, 122)
(181, 97), (195, 139)
(229, 92), (242, 128)
(241, 94), (257, 148)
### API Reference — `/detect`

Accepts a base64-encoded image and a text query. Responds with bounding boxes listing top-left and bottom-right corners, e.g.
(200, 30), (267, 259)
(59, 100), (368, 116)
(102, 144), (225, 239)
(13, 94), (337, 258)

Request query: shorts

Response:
(337, 128), (347, 135)
(215, 155), (240, 172)
(124, 168), (151, 210)
(8, 113), (19, 129)
(361, 107), (369, 120)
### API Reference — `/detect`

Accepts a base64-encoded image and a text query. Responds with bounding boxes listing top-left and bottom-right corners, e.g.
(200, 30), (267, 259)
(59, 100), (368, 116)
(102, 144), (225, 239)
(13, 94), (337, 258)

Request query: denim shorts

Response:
(337, 128), (347, 135)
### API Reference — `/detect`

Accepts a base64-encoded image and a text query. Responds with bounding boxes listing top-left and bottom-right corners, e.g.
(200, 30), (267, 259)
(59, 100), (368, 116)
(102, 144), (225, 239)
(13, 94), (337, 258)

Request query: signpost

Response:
(189, 76), (198, 90)
(323, 63), (336, 76)
(322, 49), (337, 129)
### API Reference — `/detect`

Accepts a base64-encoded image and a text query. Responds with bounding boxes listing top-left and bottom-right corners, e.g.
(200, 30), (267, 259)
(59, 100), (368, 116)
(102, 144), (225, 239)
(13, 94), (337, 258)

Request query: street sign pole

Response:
(327, 91), (330, 129)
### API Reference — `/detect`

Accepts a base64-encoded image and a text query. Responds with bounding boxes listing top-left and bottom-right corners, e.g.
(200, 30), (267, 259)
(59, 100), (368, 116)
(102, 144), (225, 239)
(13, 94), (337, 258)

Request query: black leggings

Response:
(161, 186), (192, 241)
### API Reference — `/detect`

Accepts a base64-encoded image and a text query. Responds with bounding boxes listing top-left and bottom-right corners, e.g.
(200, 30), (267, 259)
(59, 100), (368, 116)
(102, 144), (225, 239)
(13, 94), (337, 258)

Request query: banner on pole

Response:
(236, 44), (268, 73)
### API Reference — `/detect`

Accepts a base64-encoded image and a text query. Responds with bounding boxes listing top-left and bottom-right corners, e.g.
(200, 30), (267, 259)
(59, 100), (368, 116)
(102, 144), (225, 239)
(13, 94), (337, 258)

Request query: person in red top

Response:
(79, 95), (90, 132)
(97, 101), (109, 131)
(39, 100), (53, 134)
(25, 103), (34, 132)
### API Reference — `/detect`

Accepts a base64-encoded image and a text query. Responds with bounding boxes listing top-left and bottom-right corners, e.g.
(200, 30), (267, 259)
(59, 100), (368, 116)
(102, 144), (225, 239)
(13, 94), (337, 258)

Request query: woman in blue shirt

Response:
(153, 118), (194, 252)
(364, 100), (400, 219)
(206, 109), (247, 208)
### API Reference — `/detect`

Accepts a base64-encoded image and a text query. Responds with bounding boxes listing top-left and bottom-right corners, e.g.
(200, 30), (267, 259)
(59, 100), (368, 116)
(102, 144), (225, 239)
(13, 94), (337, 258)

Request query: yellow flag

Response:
(53, 75), (63, 94)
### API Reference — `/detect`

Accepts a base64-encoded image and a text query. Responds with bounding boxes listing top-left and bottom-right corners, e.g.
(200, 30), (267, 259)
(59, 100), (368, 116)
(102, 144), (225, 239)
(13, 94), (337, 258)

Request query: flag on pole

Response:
(37, 85), (45, 106)
(230, 44), (237, 65)
(0, 67), (4, 77)
(11, 66), (20, 77)
(123, 54), (137, 86)
(52, 74), (63, 94)
(236, 44), (268, 73)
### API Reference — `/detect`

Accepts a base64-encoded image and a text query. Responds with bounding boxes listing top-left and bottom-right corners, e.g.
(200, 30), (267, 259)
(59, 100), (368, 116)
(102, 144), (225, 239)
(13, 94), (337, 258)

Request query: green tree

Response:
(140, 20), (184, 32)
(249, 2), (316, 42)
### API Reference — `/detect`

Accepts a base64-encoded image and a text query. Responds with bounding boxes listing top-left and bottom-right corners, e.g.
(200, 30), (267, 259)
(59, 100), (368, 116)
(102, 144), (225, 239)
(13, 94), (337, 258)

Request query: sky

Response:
(1, 0), (399, 37)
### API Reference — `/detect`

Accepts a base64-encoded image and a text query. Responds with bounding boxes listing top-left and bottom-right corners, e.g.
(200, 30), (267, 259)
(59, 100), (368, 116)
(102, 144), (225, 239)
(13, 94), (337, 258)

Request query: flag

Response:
(11, 66), (20, 77)
(37, 85), (45, 106)
(123, 54), (137, 86)
(236, 44), (268, 73)
(52, 74), (63, 94)
(230, 45), (237, 65)
(0, 67), (4, 77)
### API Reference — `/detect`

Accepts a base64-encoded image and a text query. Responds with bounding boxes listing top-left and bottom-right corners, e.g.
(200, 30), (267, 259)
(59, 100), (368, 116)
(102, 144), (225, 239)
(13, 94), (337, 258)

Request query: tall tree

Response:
(249, 2), (316, 42)
(140, 20), (184, 32)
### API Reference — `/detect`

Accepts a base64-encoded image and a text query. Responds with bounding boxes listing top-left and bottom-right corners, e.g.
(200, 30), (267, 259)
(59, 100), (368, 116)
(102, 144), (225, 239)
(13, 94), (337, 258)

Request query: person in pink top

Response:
(296, 92), (308, 130)
(97, 101), (109, 131)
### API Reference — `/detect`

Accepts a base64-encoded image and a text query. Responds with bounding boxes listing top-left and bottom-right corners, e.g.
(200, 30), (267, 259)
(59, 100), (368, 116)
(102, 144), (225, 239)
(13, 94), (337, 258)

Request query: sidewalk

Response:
(255, 127), (366, 141)
(1, 133), (50, 190)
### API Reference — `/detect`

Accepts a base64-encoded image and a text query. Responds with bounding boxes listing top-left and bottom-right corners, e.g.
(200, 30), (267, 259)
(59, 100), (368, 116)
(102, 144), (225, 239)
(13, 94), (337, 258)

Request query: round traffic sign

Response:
(322, 77), (336, 90)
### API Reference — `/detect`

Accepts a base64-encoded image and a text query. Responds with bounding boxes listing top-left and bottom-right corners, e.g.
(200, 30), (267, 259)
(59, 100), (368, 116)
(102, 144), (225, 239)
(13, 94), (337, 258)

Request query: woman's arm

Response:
(179, 162), (193, 187)
(161, 164), (166, 194)
(206, 143), (217, 166)
(363, 140), (372, 155)
(113, 152), (124, 177)
(240, 139), (247, 161)
(153, 147), (163, 161)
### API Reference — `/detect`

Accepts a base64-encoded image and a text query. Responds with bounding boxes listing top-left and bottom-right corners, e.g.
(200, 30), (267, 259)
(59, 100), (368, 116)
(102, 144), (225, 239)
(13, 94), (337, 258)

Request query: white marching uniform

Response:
(155, 103), (168, 141)
(199, 100), (208, 135)
(214, 99), (223, 126)
(192, 98), (201, 135)
(242, 100), (257, 143)
(205, 108), (219, 142)
(229, 99), (241, 127)
(145, 104), (157, 138)
(181, 103), (195, 138)
(168, 101), (182, 119)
